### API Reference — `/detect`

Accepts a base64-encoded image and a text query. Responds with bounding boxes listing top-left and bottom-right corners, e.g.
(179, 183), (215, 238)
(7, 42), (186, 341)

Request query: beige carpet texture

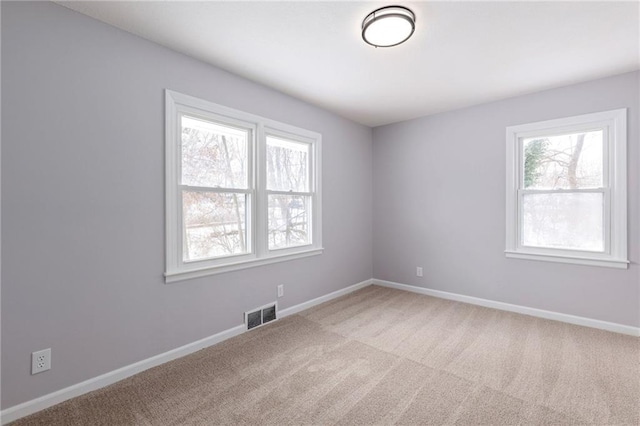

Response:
(11, 285), (640, 425)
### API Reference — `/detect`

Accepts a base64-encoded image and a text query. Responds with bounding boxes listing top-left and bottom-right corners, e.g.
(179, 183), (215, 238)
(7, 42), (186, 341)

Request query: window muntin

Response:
(505, 109), (627, 269)
(165, 90), (322, 282)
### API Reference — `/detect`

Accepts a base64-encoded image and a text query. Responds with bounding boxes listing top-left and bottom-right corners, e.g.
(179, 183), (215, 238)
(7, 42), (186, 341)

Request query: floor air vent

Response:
(245, 302), (277, 330)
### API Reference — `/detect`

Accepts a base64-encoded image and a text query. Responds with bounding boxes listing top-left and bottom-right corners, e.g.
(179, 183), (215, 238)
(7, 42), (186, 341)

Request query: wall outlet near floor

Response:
(277, 284), (284, 298)
(32, 348), (51, 375)
(416, 267), (423, 277)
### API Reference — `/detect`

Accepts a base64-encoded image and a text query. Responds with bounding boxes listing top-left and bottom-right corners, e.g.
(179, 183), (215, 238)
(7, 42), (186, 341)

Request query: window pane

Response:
(522, 193), (604, 252)
(523, 130), (603, 189)
(268, 195), (310, 250)
(183, 191), (248, 261)
(266, 136), (309, 192)
(181, 115), (248, 189)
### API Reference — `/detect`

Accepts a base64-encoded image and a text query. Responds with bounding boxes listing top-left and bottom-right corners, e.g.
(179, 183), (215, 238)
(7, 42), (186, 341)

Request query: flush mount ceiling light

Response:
(361, 5), (416, 48)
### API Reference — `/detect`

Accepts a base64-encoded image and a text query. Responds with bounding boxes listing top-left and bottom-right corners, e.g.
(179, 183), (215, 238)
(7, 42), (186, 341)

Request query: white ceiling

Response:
(58, 1), (640, 127)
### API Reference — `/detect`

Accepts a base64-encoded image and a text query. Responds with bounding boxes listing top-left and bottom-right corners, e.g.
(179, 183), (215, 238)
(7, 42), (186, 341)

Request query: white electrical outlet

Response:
(32, 348), (51, 375)
(416, 267), (423, 277)
(277, 284), (284, 298)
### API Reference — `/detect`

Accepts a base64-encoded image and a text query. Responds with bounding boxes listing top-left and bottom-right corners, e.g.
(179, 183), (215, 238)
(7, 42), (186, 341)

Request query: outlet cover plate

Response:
(32, 348), (51, 375)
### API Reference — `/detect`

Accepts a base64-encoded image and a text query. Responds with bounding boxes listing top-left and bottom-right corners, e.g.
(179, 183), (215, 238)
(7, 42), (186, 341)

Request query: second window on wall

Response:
(166, 90), (323, 282)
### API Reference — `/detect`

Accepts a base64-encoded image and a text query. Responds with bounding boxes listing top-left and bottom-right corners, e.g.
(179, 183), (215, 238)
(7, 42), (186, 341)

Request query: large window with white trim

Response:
(505, 109), (627, 269)
(165, 90), (322, 282)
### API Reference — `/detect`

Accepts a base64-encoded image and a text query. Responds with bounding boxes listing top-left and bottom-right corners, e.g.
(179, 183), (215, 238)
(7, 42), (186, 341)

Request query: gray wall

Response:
(1, 2), (373, 408)
(373, 71), (640, 328)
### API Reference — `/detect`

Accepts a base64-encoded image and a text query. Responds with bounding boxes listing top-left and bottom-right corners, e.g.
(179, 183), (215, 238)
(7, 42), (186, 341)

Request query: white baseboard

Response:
(6, 277), (633, 423)
(373, 279), (640, 337)
(0, 324), (245, 425)
(0, 278), (372, 424)
(279, 279), (373, 317)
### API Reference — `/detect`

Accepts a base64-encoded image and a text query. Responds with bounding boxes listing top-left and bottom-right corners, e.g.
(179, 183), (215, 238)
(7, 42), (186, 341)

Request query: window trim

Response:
(165, 90), (323, 283)
(505, 109), (627, 269)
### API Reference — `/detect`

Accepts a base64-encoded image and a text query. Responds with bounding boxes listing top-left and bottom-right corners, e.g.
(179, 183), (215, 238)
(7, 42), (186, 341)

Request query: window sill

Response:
(505, 250), (628, 269)
(165, 248), (324, 283)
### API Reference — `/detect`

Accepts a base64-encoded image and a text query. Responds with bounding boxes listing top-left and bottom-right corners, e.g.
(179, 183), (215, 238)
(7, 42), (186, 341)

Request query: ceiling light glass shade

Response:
(362, 6), (415, 48)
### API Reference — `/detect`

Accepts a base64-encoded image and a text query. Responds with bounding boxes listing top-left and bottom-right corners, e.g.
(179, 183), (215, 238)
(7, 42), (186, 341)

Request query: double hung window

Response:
(165, 91), (322, 282)
(505, 109), (627, 269)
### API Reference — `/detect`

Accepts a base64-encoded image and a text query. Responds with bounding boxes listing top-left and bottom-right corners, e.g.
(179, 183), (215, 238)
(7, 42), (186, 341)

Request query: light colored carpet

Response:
(11, 285), (640, 425)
